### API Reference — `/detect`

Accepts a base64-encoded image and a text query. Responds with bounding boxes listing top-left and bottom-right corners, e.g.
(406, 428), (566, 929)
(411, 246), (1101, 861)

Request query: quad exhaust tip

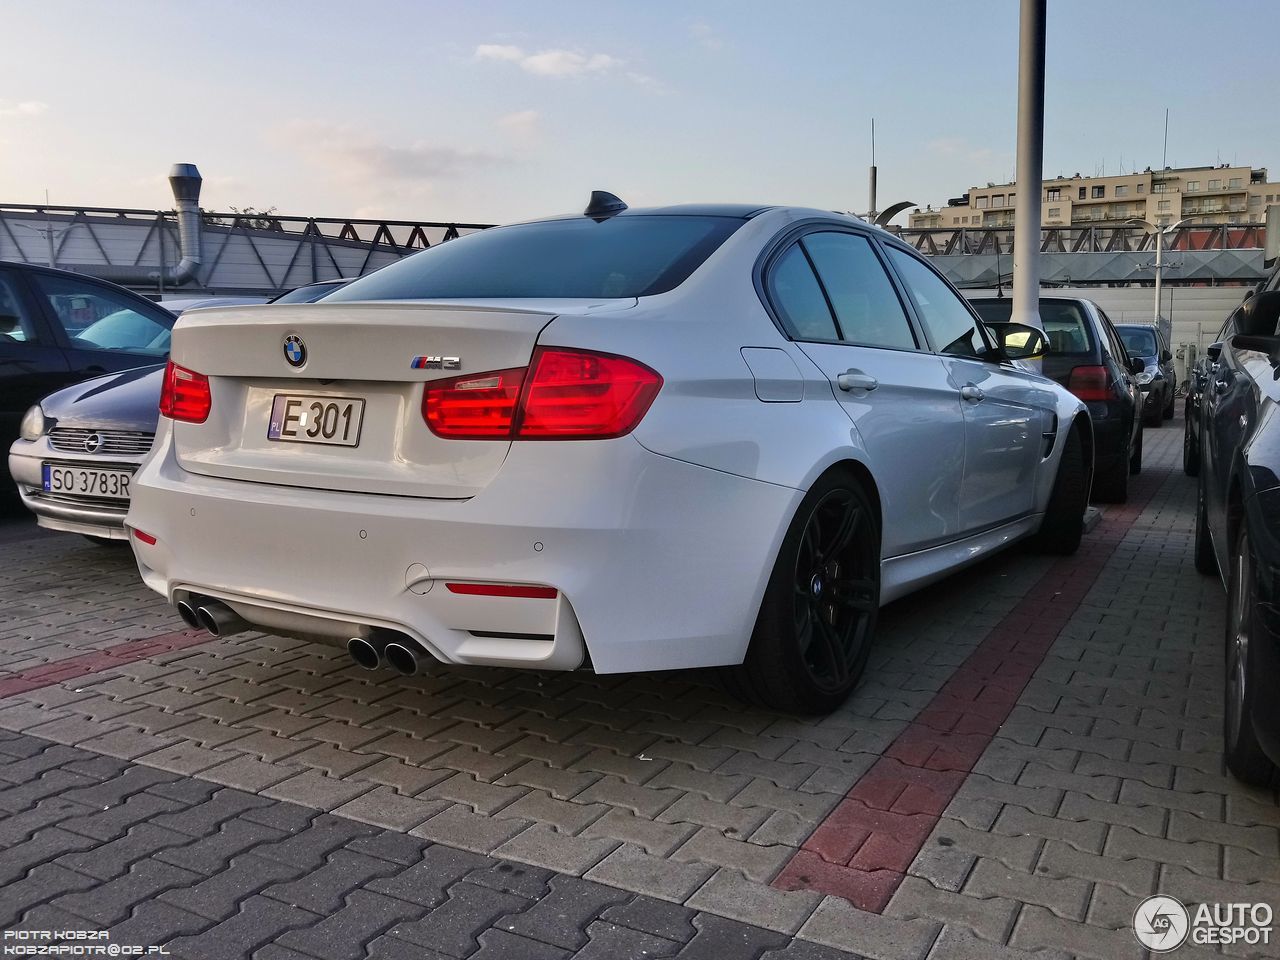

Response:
(347, 637), (381, 671)
(193, 600), (248, 638)
(384, 642), (419, 676)
(175, 599), (200, 630)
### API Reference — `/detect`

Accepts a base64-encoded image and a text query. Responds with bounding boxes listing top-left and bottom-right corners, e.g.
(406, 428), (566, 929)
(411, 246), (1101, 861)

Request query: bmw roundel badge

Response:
(283, 335), (306, 368)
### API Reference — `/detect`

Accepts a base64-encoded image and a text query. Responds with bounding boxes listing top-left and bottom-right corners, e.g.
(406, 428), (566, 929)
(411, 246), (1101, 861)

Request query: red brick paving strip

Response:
(0, 629), (209, 699)
(772, 476), (1164, 912)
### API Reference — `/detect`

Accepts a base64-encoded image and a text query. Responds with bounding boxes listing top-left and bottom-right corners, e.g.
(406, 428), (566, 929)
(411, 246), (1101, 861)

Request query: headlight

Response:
(1136, 371), (1153, 385)
(18, 405), (48, 441)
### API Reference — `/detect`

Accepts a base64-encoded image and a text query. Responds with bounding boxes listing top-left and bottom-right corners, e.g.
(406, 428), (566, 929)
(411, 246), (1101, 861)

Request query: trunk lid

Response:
(167, 299), (632, 498)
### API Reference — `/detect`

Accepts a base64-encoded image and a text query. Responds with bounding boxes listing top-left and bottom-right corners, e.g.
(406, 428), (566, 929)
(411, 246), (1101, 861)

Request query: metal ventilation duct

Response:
(83, 163), (202, 287)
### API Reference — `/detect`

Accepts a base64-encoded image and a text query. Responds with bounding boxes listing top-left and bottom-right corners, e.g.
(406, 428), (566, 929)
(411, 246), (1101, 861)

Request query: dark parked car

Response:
(8, 365), (162, 542)
(970, 296), (1144, 503)
(0, 261), (175, 484)
(1115, 323), (1175, 427)
(1195, 288), (1280, 785)
(1183, 336), (1223, 476)
(268, 278), (353, 303)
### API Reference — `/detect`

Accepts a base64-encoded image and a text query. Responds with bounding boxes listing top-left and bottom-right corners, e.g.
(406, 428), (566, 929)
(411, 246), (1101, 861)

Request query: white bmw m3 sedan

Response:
(125, 194), (1090, 713)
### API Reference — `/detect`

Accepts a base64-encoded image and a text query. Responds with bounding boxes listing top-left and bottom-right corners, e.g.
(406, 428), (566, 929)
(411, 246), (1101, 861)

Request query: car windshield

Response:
(970, 299), (1094, 355)
(326, 215), (745, 301)
(1118, 327), (1158, 357)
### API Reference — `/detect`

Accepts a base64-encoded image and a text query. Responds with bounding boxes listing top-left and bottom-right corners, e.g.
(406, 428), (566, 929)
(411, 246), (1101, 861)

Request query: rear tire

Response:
(1223, 525), (1280, 786)
(728, 470), (880, 714)
(1032, 426), (1085, 555)
(1129, 427), (1143, 476)
(1194, 481), (1218, 576)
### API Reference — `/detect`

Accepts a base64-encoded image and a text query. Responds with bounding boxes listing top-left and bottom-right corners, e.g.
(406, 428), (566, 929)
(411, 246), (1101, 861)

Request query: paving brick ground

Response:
(0, 416), (1276, 960)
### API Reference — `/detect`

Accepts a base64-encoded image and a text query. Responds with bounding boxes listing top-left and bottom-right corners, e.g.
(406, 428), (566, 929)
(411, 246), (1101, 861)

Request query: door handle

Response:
(837, 369), (878, 392)
(960, 384), (985, 402)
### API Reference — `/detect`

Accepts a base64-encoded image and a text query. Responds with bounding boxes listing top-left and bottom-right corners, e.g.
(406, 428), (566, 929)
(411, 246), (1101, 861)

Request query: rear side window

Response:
(801, 233), (916, 350)
(0, 272), (41, 343)
(885, 248), (988, 356)
(769, 246), (839, 341)
(327, 215), (744, 301)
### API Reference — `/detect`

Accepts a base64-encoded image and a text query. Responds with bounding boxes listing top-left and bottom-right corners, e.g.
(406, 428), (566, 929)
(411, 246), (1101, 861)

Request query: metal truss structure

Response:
(896, 222), (1267, 287)
(0, 204), (492, 295)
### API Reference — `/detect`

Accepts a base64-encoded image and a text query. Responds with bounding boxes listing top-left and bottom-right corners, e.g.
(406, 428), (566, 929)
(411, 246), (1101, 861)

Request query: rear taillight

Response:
(423, 367), (525, 439)
(1067, 365), (1111, 402)
(159, 360), (212, 423)
(423, 347), (662, 440)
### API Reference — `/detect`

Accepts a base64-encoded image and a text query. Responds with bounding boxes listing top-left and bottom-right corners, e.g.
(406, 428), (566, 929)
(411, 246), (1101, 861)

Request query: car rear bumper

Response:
(8, 444), (135, 539)
(126, 422), (802, 674)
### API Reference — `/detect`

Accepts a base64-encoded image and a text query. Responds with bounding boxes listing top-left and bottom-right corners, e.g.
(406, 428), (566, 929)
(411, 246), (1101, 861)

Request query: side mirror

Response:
(1129, 356), (1146, 375)
(1206, 341), (1223, 362)
(993, 322), (1047, 361)
(1160, 348), (1172, 363)
(1236, 290), (1280, 337)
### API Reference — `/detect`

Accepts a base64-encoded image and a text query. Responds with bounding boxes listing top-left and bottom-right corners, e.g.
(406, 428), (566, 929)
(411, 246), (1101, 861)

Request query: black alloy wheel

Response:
(791, 488), (878, 695)
(727, 472), (880, 714)
(1223, 525), (1279, 786)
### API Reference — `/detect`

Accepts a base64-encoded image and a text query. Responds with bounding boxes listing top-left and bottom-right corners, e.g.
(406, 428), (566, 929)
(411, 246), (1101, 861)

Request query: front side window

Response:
(328, 215), (743, 301)
(886, 248), (987, 357)
(801, 232), (916, 351)
(32, 274), (174, 355)
(768, 245), (838, 341)
(0, 272), (41, 343)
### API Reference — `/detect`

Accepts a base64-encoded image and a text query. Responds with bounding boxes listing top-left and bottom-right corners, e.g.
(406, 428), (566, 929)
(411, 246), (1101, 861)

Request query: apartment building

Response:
(909, 164), (1277, 230)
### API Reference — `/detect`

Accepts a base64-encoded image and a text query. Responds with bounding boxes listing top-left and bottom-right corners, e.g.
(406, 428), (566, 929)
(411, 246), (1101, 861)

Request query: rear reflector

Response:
(423, 347), (662, 440)
(445, 582), (558, 599)
(159, 360), (212, 423)
(131, 529), (157, 545)
(1067, 365), (1112, 402)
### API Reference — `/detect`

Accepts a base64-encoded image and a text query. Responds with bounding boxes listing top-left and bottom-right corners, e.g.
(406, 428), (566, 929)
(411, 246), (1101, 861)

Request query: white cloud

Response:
(498, 110), (540, 138)
(475, 44), (623, 78)
(475, 44), (524, 63)
(0, 100), (48, 118)
(689, 21), (723, 51)
(280, 121), (504, 183)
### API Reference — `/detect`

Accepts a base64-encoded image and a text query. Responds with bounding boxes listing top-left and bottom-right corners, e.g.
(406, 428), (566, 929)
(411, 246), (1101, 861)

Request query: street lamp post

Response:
(1126, 217), (1194, 328)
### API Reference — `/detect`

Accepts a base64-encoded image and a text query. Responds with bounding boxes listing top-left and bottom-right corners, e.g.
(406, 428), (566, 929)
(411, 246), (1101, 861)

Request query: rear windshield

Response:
(970, 299), (1095, 355)
(327, 215), (744, 302)
(1117, 326), (1157, 357)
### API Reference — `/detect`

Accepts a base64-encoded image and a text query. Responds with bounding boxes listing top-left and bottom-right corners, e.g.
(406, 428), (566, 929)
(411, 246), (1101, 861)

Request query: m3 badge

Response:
(411, 356), (461, 370)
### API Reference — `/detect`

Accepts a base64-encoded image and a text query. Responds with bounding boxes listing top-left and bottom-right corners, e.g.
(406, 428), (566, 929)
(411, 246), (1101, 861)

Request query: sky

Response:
(1, 0), (1277, 226)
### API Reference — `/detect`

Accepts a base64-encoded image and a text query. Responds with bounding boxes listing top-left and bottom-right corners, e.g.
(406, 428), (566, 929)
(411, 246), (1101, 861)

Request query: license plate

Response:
(42, 464), (132, 500)
(267, 394), (365, 447)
